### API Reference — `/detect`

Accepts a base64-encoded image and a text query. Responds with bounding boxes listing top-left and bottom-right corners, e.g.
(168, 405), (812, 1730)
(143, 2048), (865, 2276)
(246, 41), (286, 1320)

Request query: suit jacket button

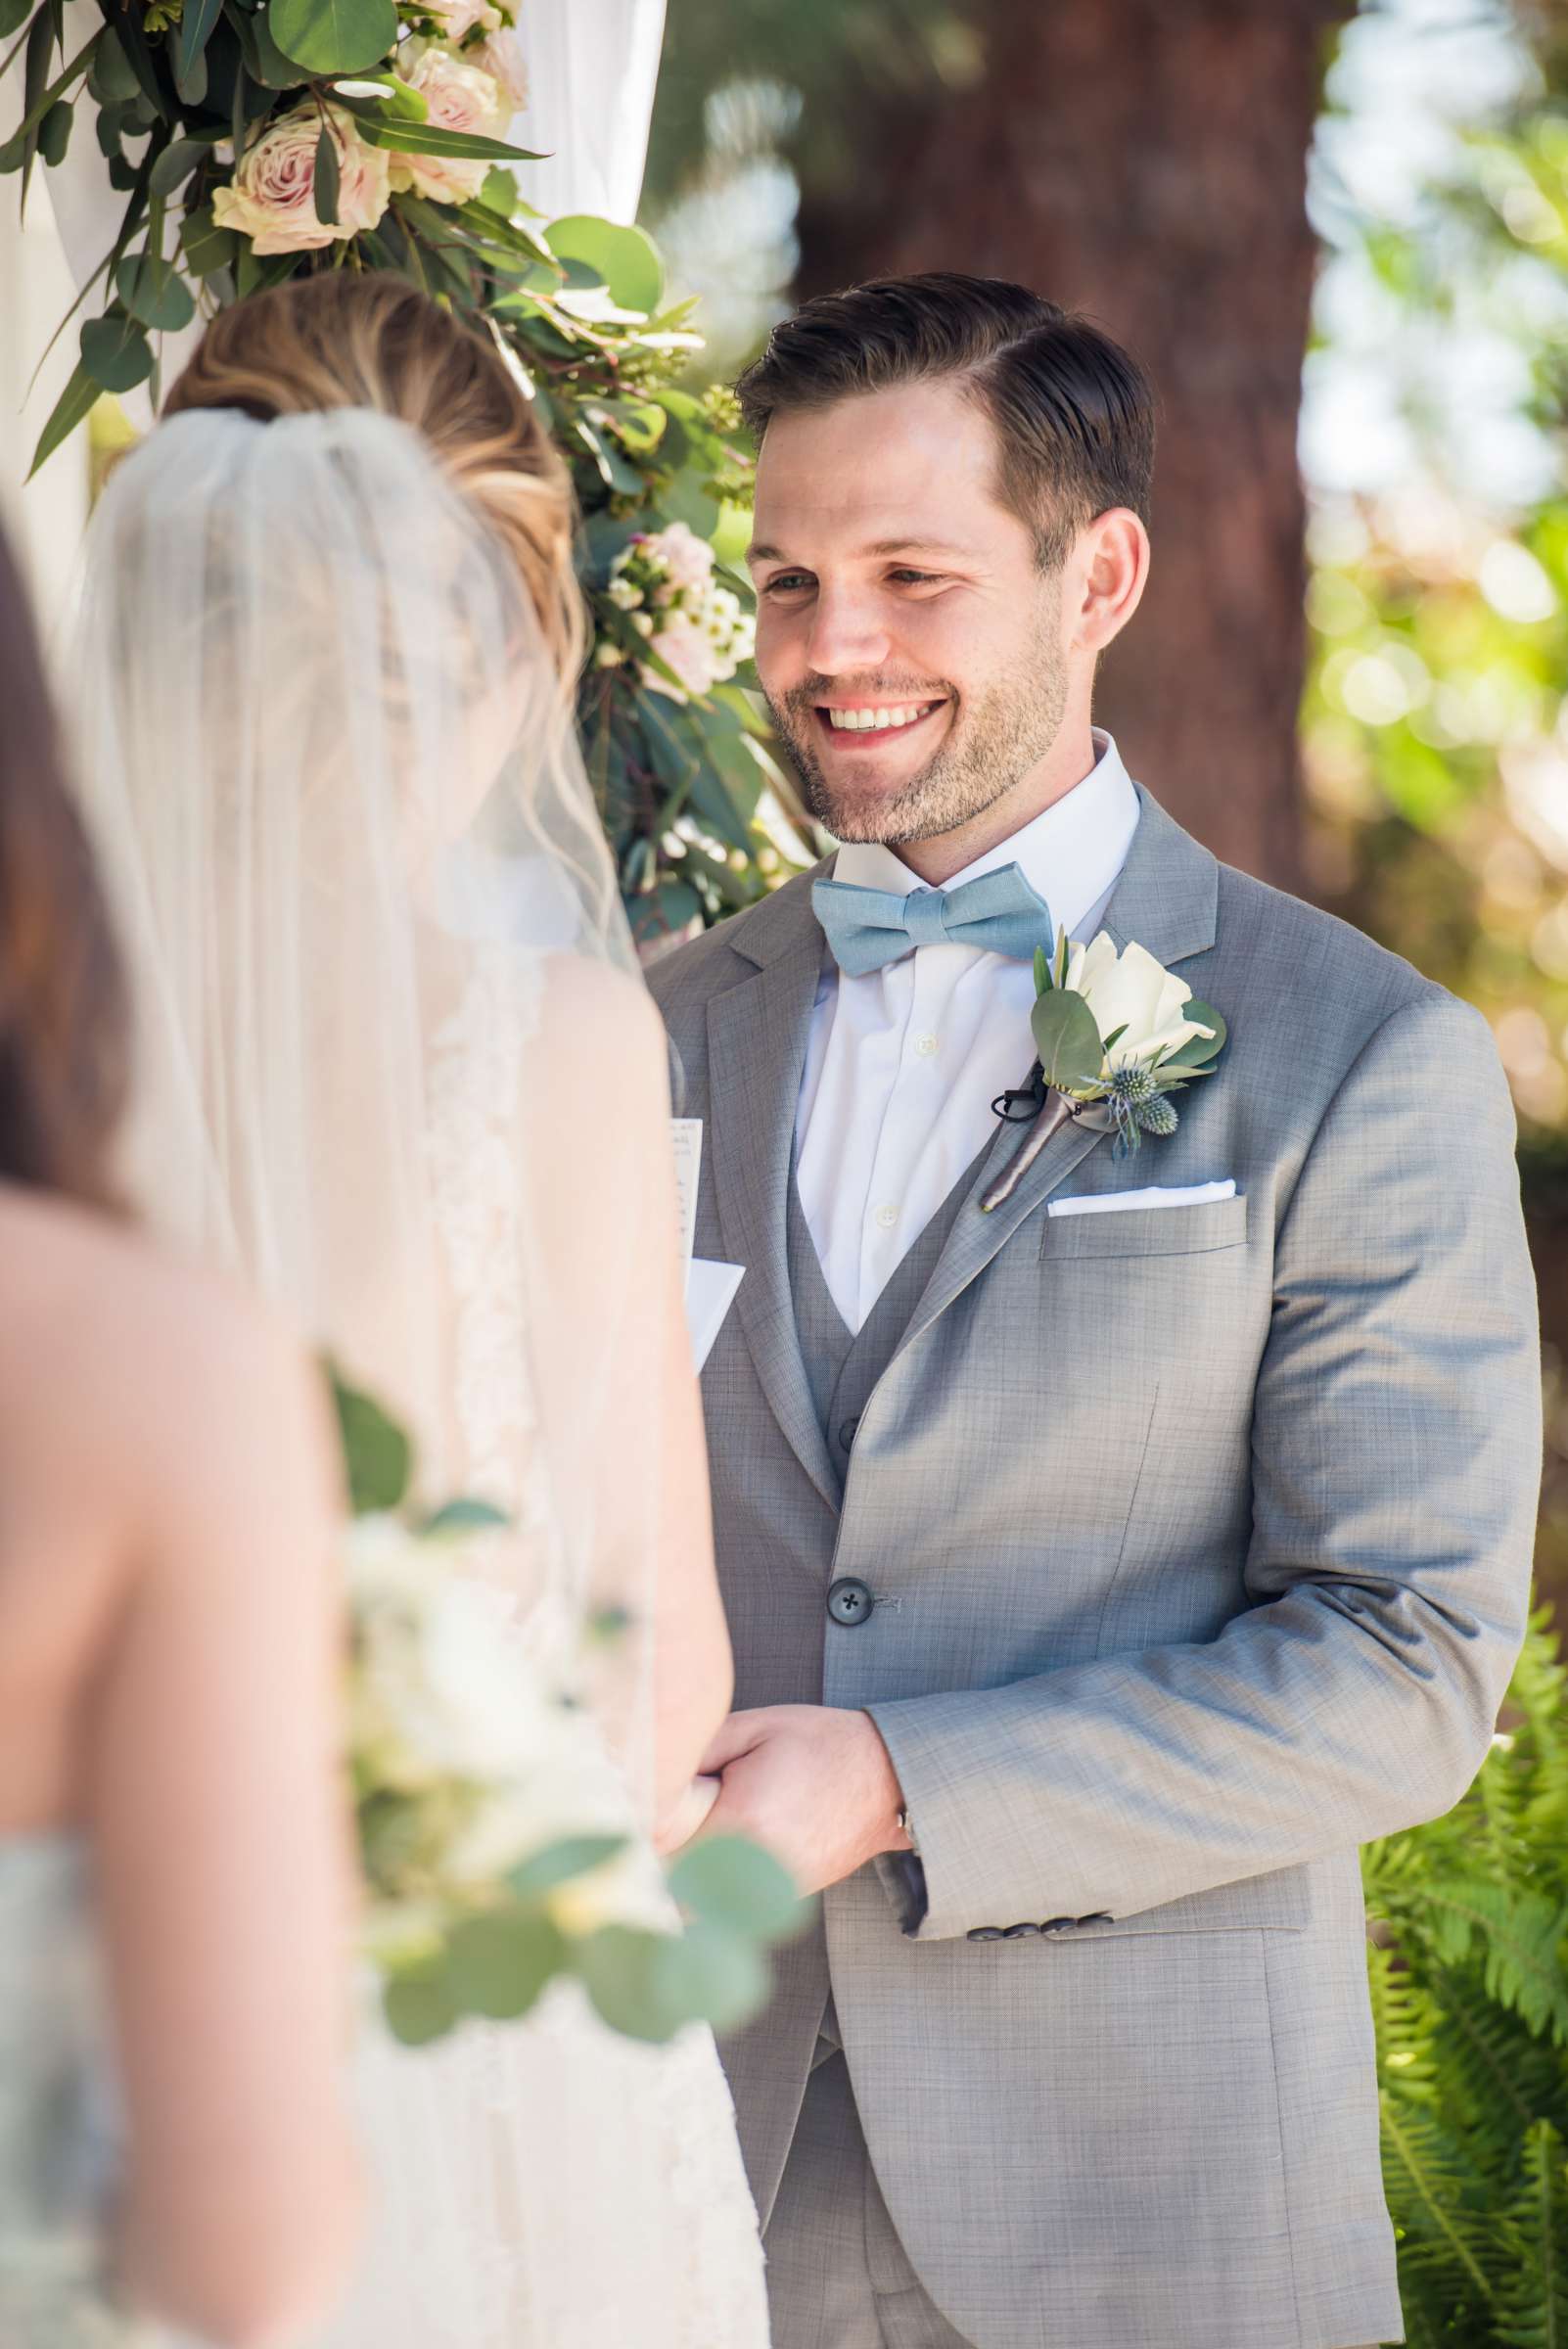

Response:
(1039, 1916), (1075, 1934)
(827, 1577), (874, 1627)
(839, 1416), (860, 1451)
(1078, 1912), (1113, 1925)
(967, 1926), (1004, 1942)
(1001, 1922), (1041, 1939)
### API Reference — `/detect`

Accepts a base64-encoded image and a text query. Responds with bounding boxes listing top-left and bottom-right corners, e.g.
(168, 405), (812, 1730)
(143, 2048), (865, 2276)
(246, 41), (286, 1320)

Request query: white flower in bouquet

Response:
(391, 46), (508, 205)
(1061, 934), (1217, 1079)
(605, 526), (756, 704)
(212, 103), (391, 253)
(347, 1515), (666, 1942)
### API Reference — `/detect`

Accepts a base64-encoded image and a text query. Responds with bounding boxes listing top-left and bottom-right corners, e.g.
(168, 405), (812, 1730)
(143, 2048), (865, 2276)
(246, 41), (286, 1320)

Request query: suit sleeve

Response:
(865, 990), (1543, 1941)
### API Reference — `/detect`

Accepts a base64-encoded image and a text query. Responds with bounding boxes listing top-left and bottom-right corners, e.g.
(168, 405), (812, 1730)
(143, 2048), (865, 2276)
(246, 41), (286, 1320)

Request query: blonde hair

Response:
(162, 272), (584, 682)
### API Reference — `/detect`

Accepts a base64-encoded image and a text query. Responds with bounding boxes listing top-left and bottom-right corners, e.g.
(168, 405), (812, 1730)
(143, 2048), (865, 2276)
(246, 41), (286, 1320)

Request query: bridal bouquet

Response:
(335, 1371), (805, 2048)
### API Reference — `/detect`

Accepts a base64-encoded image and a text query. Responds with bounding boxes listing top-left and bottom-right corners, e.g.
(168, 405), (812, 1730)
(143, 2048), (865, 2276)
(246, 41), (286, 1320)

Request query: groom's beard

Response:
(764, 609), (1070, 851)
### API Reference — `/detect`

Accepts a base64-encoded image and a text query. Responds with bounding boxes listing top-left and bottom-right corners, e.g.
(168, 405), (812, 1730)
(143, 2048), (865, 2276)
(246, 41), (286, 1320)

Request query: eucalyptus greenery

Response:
(2, 0), (809, 941)
(332, 1365), (808, 2049)
(1363, 1609), (1568, 2347)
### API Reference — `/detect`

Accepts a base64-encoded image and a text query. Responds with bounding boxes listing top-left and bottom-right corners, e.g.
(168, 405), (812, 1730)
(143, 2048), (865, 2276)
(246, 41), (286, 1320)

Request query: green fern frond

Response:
(1494, 2120), (1568, 2349)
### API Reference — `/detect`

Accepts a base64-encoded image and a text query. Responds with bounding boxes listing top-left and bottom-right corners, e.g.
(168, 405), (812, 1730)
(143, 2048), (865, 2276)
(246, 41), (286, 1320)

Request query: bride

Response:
(70, 270), (771, 2347)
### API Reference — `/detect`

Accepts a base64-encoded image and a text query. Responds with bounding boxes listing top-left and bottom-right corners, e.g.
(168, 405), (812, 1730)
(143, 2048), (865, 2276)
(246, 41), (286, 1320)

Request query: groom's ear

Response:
(1065, 508), (1150, 660)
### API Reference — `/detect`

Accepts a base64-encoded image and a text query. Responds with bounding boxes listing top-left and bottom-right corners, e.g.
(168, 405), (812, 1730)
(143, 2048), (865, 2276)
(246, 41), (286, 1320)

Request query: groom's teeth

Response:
(826, 704), (934, 732)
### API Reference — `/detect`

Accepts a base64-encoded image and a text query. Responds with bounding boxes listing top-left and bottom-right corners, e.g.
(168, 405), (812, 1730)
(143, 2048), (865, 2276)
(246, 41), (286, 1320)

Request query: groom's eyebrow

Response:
(746, 535), (973, 566)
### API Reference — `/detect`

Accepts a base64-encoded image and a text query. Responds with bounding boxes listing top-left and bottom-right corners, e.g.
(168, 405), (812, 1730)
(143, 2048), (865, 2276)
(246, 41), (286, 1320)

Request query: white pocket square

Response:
(1047, 1179), (1237, 1219)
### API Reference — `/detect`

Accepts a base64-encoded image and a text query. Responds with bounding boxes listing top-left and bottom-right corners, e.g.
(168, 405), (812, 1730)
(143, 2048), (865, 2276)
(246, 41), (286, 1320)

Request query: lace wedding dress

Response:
(71, 405), (771, 2349)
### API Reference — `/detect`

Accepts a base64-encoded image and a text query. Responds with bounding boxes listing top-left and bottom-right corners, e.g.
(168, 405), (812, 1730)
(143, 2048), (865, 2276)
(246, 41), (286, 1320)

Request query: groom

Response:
(647, 273), (1542, 2349)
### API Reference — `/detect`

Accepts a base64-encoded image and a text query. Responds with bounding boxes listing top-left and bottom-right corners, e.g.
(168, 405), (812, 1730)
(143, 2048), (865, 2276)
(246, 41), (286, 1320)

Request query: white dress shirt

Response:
(795, 729), (1141, 1332)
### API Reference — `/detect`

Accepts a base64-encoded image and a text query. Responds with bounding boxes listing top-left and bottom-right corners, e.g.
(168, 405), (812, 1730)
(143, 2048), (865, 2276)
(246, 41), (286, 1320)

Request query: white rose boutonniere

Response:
(981, 926), (1228, 1213)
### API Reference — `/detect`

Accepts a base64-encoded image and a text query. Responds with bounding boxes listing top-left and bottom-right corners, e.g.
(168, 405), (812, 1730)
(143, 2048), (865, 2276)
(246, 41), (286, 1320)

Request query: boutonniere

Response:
(981, 930), (1228, 1214)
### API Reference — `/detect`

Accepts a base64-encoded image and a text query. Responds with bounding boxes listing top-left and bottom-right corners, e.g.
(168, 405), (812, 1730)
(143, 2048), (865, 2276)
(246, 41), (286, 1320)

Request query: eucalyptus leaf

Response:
(237, 3), (307, 86)
(420, 1497), (510, 1537)
(87, 22), (139, 100)
(180, 199), (239, 274)
(507, 1834), (628, 1900)
(654, 468), (720, 543)
(1159, 999), (1227, 1071)
(329, 1362), (413, 1513)
(345, 101), (540, 161)
(666, 1833), (807, 1943)
(444, 1911), (566, 2020)
(79, 309), (153, 393)
(148, 134), (208, 196)
(670, 1914), (771, 2031)
(0, 0), (33, 38)
(36, 93), (68, 161)
(1034, 944), (1051, 996)
(270, 0), (394, 76)
(312, 118), (340, 224)
(1030, 987), (1106, 1095)
(574, 1925), (682, 2044)
(115, 253), (195, 331)
(545, 213), (664, 315)
(174, 0), (223, 90)
(382, 1966), (458, 2047)
(576, 1918), (767, 2041)
(27, 355), (99, 478)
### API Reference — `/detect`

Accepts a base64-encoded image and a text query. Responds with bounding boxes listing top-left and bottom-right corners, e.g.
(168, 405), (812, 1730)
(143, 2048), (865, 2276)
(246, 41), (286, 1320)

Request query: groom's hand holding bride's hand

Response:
(692, 1706), (913, 1897)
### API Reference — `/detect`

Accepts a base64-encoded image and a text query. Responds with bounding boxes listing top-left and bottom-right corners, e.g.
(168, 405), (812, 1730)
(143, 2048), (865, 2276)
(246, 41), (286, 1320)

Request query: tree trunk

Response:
(794, 0), (1347, 888)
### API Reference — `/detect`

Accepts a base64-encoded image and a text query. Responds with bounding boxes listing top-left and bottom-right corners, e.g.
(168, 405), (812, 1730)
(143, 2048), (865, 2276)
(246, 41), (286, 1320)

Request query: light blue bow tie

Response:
(811, 861), (1055, 978)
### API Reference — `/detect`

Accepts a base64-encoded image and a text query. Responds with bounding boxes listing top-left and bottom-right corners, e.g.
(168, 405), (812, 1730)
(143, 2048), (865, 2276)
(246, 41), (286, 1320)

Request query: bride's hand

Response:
(654, 1773), (722, 1855)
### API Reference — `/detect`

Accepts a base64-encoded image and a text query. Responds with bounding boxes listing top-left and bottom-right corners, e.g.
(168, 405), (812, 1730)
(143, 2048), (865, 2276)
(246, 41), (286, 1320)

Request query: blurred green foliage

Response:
(1302, 1), (1568, 1598)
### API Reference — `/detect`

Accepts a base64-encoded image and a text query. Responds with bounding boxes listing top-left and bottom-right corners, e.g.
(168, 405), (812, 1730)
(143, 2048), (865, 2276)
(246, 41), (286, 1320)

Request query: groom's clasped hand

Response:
(677, 1706), (913, 1894)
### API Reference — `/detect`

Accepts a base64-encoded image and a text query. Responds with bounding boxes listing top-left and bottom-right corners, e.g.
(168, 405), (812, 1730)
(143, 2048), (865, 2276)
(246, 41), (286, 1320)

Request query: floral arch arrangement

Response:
(1, 0), (807, 939)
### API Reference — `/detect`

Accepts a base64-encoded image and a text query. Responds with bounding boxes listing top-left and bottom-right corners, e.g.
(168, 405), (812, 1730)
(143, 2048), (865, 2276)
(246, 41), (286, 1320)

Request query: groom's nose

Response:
(805, 584), (895, 678)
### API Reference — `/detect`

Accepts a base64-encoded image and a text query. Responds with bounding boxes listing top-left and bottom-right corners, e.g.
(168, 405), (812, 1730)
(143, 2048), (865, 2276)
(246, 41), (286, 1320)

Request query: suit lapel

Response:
(706, 870), (841, 1512)
(899, 785), (1222, 1364)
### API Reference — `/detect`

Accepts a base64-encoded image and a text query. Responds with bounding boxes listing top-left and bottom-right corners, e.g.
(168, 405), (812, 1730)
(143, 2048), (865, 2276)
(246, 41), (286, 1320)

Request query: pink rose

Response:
(650, 521), (715, 597)
(212, 104), (391, 254)
(645, 612), (720, 704)
(422, 0), (492, 40)
(391, 47), (507, 205)
(467, 25), (528, 114)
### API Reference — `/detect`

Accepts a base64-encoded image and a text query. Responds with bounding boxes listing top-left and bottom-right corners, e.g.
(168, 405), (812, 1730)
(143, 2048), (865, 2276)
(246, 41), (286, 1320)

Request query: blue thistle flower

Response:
(1104, 1063), (1180, 1161)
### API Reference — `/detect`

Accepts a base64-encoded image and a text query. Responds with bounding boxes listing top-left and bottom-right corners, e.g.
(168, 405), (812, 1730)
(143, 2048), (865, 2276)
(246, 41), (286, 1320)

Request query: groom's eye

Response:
(761, 572), (814, 597)
(889, 569), (944, 587)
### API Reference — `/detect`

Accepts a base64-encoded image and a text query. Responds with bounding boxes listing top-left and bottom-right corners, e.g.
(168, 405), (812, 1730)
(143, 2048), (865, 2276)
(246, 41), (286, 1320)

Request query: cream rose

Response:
(212, 103), (391, 254)
(1063, 933), (1217, 1074)
(391, 46), (507, 205)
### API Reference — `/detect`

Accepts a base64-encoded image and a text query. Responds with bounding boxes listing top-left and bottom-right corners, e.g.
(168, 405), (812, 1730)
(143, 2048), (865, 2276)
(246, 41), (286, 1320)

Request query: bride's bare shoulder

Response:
(0, 1186), (333, 1512)
(536, 951), (670, 1105)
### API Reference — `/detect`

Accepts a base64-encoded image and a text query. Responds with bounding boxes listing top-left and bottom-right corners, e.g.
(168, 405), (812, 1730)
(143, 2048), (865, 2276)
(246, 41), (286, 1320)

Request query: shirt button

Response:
(912, 1031), (940, 1058)
(874, 1203), (898, 1231)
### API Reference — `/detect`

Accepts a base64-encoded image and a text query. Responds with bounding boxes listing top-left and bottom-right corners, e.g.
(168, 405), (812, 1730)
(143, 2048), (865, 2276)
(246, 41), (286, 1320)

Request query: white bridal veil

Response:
(66, 402), (768, 2345)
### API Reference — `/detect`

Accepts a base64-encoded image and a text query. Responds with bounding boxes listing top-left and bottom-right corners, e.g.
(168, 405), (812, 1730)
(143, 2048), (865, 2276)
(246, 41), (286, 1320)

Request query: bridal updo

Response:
(161, 271), (583, 683)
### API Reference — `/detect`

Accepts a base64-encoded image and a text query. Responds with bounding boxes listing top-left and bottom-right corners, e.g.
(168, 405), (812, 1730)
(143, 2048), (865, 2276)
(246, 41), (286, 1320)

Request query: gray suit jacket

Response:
(648, 784), (1542, 2349)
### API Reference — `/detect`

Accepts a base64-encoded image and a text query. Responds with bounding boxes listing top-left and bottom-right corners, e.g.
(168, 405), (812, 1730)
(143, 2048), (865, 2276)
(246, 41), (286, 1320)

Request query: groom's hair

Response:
(735, 273), (1154, 570)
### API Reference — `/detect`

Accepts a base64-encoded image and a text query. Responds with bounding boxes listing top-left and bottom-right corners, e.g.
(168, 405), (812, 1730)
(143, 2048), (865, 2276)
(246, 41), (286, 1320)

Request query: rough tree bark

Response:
(793, 0), (1349, 889)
